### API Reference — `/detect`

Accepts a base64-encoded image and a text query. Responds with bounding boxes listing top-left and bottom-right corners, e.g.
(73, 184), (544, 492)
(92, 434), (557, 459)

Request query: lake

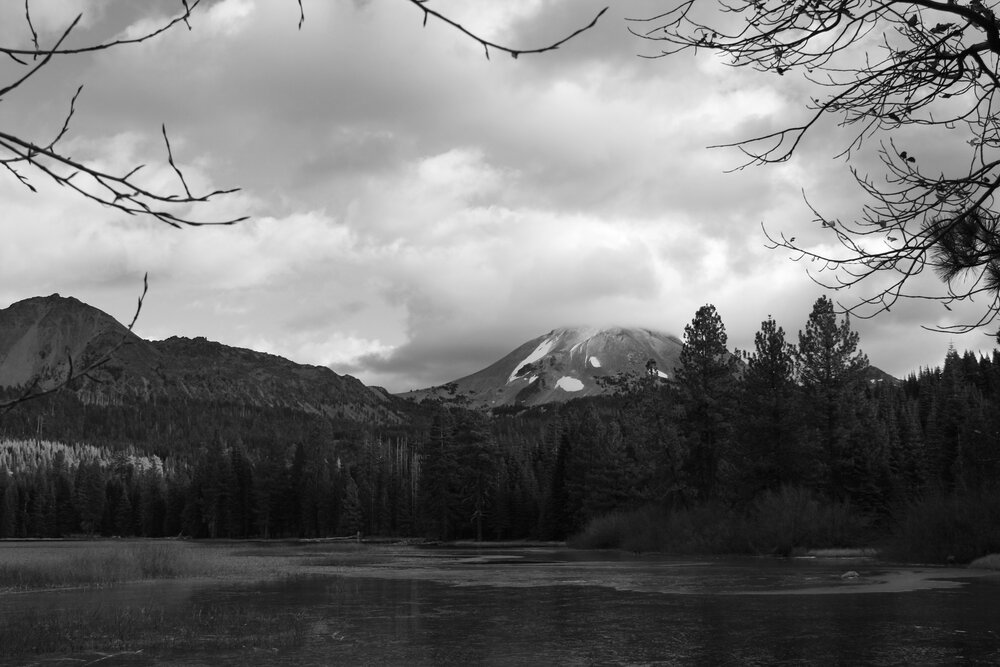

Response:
(2, 544), (999, 665)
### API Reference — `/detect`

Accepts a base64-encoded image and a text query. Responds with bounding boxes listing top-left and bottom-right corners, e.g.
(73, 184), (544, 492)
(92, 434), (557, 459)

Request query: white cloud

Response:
(0, 0), (992, 392)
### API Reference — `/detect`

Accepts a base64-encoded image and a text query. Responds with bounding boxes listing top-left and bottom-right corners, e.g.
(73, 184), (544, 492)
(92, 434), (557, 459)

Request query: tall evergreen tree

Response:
(418, 410), (459, 539)
(736, 316), (804, 497)
(452, 410), (499, 542)
(541, 426), (572, 540)
(796, 296), (870, 499)
(0, 469), (15, 538)
(74, 460), (105, 535)
(340, 474), (364, 536)
(675, 304), (739, 501)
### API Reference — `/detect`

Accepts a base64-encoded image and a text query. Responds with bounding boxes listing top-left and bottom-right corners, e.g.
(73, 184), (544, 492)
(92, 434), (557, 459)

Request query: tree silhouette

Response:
(796, 296), (871, 498)
(737, 316), (804, 497)
(676, 304), (739, 500)
(630, 0), (1000, 331)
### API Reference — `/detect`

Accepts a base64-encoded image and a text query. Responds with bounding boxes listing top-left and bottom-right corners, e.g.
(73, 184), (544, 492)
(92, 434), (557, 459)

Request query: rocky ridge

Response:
(0, 294), (397, 423)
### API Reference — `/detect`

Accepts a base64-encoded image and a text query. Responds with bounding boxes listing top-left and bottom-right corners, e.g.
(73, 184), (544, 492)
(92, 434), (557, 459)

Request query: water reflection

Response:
(3, 547), (999, 665)
(251, 564), (1000, 666)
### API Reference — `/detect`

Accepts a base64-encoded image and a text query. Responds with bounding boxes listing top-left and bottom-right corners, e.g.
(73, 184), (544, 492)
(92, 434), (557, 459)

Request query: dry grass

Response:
(0, 540), (309, 592)
(0, 539), (347, 660)
(805, 548), (880, 558)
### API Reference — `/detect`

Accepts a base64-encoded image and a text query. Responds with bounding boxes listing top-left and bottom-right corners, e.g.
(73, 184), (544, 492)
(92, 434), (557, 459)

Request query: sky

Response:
(0, 0), (995, 392)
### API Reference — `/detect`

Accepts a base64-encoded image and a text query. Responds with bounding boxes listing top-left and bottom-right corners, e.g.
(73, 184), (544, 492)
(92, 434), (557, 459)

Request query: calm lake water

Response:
(3, 545), (1000, 665)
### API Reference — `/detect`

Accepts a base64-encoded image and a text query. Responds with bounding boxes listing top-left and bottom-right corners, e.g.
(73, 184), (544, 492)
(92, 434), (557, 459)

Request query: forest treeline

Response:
(1, 296), (999, 561)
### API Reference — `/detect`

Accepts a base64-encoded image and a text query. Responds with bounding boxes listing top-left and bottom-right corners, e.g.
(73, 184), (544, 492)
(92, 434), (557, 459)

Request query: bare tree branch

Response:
(0, 1), (247, 228)
(632, 0), (1000, 332)
(404, 1), (608, 60)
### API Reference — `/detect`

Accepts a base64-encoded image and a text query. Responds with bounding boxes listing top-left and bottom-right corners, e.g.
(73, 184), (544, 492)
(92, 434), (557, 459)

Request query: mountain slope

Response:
(0, 294), (398, 423)
(0, 294), (156, 391)
(401, 326), (684, 409)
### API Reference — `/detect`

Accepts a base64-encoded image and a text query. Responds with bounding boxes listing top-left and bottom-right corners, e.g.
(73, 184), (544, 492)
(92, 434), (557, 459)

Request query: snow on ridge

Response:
(588, 356), (601, 368)
(657, 369), (669, 380)
(508, 337), (556, 383)
(555, 376), (584, 392)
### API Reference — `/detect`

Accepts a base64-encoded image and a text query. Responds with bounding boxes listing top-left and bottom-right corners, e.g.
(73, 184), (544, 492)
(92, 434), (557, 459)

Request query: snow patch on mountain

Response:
(588, 356), (601, 368)
(556, 376), (584, 392)
(508, 337), (555, 383)
(657, 369), (670, 380)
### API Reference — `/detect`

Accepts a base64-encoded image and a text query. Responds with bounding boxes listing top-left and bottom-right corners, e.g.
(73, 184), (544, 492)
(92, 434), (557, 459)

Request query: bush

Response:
(886, 488), (1000, 564)
(968, 553), (1000, 570)
(569, 487), (870, 555)
(569, 504), (749, 554)
(747, 486), (868, 556)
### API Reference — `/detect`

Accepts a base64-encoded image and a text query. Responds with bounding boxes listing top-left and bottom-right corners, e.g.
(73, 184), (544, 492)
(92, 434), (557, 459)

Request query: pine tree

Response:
(340, 474), (364, 537)
(51, 451), (77, 536)
(736, 316), (804, 497)
(74, 460), (106, 535)
(418, 410), (459, 539)
(0, 470), (16, 538)
(138, 470), (167, 537)
(675, 304), (739, 501)
(541, 428), (572, 540)
(796, 296), (870, 500)
(453, 410), (499, 542)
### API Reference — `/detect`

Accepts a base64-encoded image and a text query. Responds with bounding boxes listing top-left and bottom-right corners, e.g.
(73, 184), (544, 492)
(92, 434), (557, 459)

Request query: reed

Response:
(0, 541), (204, 590)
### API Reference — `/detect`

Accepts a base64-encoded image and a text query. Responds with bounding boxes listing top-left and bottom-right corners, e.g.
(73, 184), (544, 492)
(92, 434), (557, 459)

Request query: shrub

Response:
(968, 553), (1000, 570)
(569, 504), (750, 554)
(886, 488), (1000, 564)
(569, 487), (870, 555)
(747, 486), (868, 556)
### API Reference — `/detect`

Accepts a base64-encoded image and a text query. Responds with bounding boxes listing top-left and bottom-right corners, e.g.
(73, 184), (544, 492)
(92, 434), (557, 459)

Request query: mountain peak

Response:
(0, 294), (136, 389)
(401, 325), (683, 409)
(0, 293), (400, 423)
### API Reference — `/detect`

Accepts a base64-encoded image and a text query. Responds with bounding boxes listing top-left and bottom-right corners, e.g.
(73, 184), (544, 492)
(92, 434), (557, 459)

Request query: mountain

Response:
(0, 294), (398, 423)
(400, 326), (684, 409)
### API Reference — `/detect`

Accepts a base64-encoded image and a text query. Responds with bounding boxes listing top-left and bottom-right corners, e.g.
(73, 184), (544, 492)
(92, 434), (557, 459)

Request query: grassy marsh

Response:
(0, 539), (315, 592)
(0, 539), (349, 662)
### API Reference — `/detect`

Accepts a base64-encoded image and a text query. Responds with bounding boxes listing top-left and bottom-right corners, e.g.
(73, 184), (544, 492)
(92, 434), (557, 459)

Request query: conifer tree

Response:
(74, 460), (106, 535)
(796, 296), (870, 499)
(418, 410), (459, 539)
(51, 452), (77, 536)
(676, 304), (739, 500)
(453, 410), (499, 542)
(0, 470), (15, 538)
(542, 429), (572, 540)
(340, 474), (364, 536)
(737, 316), (804, 497)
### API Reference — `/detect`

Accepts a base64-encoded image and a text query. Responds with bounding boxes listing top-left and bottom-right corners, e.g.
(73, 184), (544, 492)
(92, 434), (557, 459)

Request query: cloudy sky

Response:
(0, 0), (994, 392)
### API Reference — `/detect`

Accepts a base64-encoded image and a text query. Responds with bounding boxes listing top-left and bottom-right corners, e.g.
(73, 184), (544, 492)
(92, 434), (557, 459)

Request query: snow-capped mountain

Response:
(400, 327), (684, 408)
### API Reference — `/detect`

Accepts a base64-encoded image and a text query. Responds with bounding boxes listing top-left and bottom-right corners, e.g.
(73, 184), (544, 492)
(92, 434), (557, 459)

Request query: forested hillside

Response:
(1, 296), (998, 562)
